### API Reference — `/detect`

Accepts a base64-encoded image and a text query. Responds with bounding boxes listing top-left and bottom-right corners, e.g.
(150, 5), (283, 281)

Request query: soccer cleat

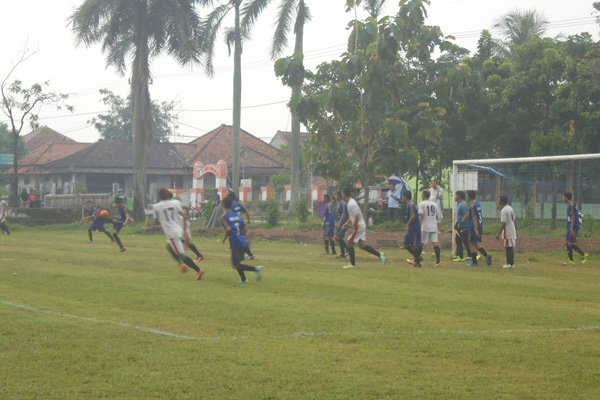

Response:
(476, 254), (481, 261)
(336, 254), (347, 259)
(406, 259), (416, 265)
(195, 256), (204, 262)
(195, 269), (205, 281)
(238, 279), (249, 283)
(466, 263), (479, 267)
(321, 251), (330, 256)
(255, 265), (263, 281)
(87, 240), (93, 244)
(179, 264), (188, 273)
(486, 255), (492, 266)
(380, 252), (387, 265)
(342, 264), (356, 269)
(502, 264), (514, 269)
(413, 263), (422, 268)
(119, 247), (126, 252)
(465, 256), (472, 260)
(434, 263), (441, 268)
(582, 253), (589, 264)
(563, 260), (575, 265)
(244, 255), (255, 261)
(452, 257), (464, 262)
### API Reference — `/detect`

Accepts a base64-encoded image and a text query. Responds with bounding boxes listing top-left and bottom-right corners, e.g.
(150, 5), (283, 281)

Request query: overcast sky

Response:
(0, 0), (597, 145)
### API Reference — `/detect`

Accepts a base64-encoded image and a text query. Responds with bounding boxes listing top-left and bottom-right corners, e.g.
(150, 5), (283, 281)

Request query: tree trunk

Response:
(11, 131), (19, 207)
(131, 11), (153, 221)
(289, 6), (305, 211)
(232, 3), (242, 195)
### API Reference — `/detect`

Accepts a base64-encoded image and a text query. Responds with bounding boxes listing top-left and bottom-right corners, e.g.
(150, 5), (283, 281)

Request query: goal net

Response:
(451, 154), (600, 237)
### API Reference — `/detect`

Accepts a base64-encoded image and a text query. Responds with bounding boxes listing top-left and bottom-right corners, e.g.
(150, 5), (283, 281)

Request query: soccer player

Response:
(419, 190), (442, 267)
(341, 187), (386, 269)
(0, 194), (11, 236)
(402, 190), (422, 268)
(221, 196), (262, 283)
(495, 195), (517, 268)
(83, 203), (115, 243)
(334, 191), (349, 258)
(563, 192), (588, 265)
(227, 192), (254, 260)
(462, 190), (491, 267)
(111, 197), (129, 252)
(153, 187), (205, 280)
(452, 191), (469, 262)
(321, 194), (337, 255)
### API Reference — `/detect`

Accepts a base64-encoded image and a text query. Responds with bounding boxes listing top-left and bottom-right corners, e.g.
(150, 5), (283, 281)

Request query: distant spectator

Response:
(28, 191), (37, 208)
(214, 189), (221, 206)
(20, 189), (28, 208)
(429, 179), (444, 219)
(386, 184), (402, 221)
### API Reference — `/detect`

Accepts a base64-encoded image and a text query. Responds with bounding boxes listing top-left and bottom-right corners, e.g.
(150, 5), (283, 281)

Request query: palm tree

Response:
(70, 0), (203, 220)
(200, 0), (257, 196)
(243, 0), (311, 210)
(493, 9), (549, 51)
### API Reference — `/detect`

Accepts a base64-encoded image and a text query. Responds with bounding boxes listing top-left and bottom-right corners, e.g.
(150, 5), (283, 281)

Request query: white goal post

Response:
(450, 153), (600, 255)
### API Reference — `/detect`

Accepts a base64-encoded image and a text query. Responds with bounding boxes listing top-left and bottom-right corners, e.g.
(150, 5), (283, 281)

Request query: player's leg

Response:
(329, 233), (337, 255)
(112, 226), (125, 251)
(170, 238), (203, 279)
(0, 221), (9, 235)
(433, 241), (441, 265)
(336, 232), (347, 258)
(344, 232), (357, 268)
(186, 240), (204, 261)
(99, 226), (114, 242)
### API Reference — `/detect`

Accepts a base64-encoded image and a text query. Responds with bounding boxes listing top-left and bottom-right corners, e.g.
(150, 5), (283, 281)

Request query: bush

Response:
(295, 199), (309, 223)
(266, 198), (279, 227)
(203, 200), (215, 223)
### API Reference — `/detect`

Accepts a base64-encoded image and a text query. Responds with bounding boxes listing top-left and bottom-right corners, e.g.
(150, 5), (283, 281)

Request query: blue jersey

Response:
(224, 210), (247, 250)
(232, 201), (246, 229)
(324, 202), (335, 224)
(566, 203), (581, 231)
(337, 201), (348, 226)
(456, 201), (468, 229)
(406, 203), (420, 231)
(117, 206), (127, 223)
(467, 201), (483, 234)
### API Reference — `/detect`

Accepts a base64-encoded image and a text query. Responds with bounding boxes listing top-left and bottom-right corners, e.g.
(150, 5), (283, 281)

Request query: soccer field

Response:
(1, 228), (599, 399)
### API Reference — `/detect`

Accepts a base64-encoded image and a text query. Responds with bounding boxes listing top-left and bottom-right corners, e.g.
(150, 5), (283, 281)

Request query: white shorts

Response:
(167, 237), (185, 256)
(347, 228), (367, 244)
(421, 231), (438, 244)
(503, 239), (516, 248)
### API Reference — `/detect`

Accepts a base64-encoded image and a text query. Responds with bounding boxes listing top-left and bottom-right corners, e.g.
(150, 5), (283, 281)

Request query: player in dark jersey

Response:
(82, 201), (114, 243)
(334, 191), (349, 258)
(563, 192), (588, 265)
(321, 194), (337, 255)
(221, 196), (262, 283)
(462, 191), (491, 267)
(402, 191), (422, 267)
(111, 197), (129, 252)
(227, 192), (255, 260)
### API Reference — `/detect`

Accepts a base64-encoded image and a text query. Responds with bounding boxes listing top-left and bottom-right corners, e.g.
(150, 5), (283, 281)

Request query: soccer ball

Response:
(99, 210), (109, 218)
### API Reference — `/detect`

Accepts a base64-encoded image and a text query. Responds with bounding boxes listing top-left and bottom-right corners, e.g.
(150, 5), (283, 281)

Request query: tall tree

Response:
(243, 0), (311, 210)
(493, 9), (549, 53)
(70, 0), (203, 220)
(1, 50), (70, 206)
(201, 0), (257, 196)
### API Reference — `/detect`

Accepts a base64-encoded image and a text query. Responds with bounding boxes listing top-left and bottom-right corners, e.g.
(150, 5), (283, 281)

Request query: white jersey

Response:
(501, 205), (517, 240)
(346, 198), (367, 231)
(0, 200), (8, 222)
(152, 199), (184, 239)
(418, 200), (441, 232)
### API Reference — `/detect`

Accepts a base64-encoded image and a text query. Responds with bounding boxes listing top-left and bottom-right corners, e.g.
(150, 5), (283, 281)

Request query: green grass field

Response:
(1, 226), (599, 399)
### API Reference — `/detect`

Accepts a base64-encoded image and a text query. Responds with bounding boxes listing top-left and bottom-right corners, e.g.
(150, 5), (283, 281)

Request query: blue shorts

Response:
(468, 231), (481, 244)
(335, 228), (347, 238)
(404, 228), (421, 247)
(323, 222), (334, 238)
(566, 228), (579, 243)
(89, 220), (106, 232)
(113, 221), (124, 232)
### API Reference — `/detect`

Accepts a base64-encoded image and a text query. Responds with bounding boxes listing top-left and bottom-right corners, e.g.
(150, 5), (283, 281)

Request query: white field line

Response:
(2, 300), (600, 342)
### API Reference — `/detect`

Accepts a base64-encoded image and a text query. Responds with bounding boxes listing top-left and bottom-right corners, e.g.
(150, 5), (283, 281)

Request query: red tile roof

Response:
(7, 142), (90, 174)
(22, 126), (77, 152)
(189, 125), (285, 173)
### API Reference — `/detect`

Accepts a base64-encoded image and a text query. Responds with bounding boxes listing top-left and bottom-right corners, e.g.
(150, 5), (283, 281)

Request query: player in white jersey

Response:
(341, 187), (386, 269)
(153, 188), (204, 280)
(0, 194), (11, 236)
(418, 190), (442, 267)
(496, 195), (517, 268)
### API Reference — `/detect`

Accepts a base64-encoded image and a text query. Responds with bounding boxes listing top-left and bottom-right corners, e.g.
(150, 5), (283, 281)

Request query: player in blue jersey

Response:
(221, 196), (262, 283)
(563, 192), (588, 265)
(334, 191), (349, 258)
(82, 201), (114, 243)
(402, 191), (422, 268)
(111, 197), (130, 252)
(321, 194), (337, 255)
(227, 192), (255, 260)
(462, 191), (491, 267)
(452, 191), (470, 262)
